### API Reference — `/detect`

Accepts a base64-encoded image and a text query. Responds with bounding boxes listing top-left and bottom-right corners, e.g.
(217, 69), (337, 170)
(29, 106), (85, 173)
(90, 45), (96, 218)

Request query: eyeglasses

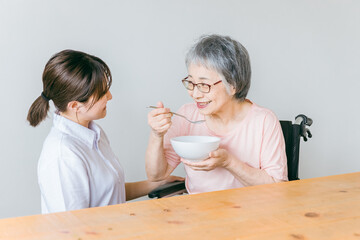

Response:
(181, 78), (222, 93)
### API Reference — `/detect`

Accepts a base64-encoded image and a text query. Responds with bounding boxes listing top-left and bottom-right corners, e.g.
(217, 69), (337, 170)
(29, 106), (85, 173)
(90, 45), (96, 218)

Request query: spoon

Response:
(148, 106), (205, 124)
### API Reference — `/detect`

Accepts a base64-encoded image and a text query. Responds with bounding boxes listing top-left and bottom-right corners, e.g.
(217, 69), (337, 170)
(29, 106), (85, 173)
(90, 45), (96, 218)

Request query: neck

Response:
(60, 111), (90, 128)
(206, 99), (251, 125)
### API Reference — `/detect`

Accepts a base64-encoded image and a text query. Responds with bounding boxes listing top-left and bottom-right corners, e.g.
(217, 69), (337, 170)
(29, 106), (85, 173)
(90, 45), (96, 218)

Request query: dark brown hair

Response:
(27, 49), (112, 127)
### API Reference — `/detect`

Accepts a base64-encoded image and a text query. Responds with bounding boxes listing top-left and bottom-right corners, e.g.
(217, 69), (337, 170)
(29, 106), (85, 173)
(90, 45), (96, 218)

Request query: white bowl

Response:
(170, 136), (221, 161)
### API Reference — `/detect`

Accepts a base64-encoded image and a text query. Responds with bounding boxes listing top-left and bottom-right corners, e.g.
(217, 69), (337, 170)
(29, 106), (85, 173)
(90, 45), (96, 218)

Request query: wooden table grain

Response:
(1, 172), (360, 240)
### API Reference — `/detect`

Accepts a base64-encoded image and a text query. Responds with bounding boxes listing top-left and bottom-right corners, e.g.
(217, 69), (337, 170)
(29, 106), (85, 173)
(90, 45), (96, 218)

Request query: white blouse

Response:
(38, 112), (126, 214)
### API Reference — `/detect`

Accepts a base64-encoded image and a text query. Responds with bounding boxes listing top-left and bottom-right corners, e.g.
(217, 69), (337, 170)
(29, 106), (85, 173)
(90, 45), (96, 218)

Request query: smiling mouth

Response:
(196, 101), (211, 109)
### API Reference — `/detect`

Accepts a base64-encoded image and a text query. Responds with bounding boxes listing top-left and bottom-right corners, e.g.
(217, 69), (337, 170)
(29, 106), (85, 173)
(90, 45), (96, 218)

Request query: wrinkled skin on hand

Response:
(181, 148), (232, 171)
(148, 101), (173, 137)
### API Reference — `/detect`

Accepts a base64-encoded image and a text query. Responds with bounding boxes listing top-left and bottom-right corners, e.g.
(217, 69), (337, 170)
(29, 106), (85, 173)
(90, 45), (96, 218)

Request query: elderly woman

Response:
(146, 34), (287, 194)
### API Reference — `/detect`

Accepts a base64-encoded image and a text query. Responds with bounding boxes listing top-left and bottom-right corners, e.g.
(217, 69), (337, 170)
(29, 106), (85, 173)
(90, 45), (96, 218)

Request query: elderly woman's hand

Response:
(181, 148), (232, 171)
(147, 101), (173, 137)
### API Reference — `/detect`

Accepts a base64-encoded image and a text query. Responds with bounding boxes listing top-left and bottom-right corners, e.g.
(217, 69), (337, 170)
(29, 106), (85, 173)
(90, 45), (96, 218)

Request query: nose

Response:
(190, 86), (203, 99)
(106, 91), (113, 101)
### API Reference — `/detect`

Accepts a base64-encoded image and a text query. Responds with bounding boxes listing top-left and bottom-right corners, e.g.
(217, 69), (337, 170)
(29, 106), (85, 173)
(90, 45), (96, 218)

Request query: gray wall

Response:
(1, 0), (359, 219)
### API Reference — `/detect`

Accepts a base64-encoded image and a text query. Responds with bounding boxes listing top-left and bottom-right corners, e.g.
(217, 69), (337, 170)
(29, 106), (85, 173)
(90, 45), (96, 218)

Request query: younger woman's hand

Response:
(147, 101), (173, 137)
(181, 148), (232, 171)
(152, 175), (185, 189)
(162, 175), (185, 184)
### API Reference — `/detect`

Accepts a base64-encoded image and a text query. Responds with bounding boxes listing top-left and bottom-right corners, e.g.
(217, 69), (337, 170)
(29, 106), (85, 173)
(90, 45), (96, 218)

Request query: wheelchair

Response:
(148, 114), (313, 199)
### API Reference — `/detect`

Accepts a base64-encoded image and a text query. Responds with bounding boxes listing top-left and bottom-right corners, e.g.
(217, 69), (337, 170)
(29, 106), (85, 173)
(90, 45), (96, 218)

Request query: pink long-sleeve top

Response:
(164, 100), (288, 194)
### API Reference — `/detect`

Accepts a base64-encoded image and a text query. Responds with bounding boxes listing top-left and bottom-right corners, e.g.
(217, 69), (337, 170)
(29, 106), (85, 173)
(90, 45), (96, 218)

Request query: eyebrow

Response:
(187, 75), (210, 80)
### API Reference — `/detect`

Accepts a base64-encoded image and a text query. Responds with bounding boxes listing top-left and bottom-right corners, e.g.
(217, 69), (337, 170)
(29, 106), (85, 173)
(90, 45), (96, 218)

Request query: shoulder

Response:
(250, 102), (279, 124)
(243, 101), (281, 134)
(40, 128), (87, 167)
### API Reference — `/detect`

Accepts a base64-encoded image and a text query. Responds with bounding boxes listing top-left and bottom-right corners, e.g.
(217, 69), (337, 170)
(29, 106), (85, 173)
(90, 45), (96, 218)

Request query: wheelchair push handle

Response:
(295, 114), (313, 142)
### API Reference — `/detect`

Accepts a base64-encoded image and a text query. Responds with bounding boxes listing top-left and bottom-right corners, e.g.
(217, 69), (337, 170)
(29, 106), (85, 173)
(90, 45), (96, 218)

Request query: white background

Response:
(1, 0), (359, 219)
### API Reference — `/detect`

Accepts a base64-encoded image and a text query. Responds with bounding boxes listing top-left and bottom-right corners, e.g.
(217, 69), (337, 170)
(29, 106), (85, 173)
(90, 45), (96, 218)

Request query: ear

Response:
(230, 85), (236, 96)
(67, 101), (81, 113)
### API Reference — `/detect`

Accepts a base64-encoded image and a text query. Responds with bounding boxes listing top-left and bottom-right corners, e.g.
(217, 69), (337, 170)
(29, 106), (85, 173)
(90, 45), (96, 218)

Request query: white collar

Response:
(53, 112), (101, 149)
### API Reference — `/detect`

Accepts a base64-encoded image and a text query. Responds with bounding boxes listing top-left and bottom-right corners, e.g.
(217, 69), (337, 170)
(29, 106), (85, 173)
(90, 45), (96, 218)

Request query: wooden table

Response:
(1, 172), (360, 240)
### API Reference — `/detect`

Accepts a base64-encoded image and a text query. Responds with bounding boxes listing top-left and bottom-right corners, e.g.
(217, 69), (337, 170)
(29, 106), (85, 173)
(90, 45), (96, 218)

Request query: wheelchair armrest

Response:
(148, 181), (186, 199)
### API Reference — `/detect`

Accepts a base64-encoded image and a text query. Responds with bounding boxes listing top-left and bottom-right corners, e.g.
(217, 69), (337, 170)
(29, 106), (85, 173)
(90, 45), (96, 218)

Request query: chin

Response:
(198, 108), (211, 116)
(97, 112), (107, 120)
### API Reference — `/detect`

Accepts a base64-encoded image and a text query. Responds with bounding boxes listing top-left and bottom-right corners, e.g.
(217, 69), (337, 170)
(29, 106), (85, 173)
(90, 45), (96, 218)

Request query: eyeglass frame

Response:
(181, 77), (222, 93)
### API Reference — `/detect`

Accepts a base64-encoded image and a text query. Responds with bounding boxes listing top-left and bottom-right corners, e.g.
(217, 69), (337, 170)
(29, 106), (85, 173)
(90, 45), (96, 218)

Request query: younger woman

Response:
(28, 50), (181, 213)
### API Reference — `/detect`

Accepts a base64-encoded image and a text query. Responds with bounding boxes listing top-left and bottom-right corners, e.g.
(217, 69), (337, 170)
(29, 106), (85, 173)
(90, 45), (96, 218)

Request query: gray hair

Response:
(185, 34), (251, 101)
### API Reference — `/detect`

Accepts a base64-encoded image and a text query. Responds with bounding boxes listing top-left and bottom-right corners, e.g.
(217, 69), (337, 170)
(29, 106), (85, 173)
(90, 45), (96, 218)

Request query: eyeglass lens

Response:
(182, 80), (210, 93)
